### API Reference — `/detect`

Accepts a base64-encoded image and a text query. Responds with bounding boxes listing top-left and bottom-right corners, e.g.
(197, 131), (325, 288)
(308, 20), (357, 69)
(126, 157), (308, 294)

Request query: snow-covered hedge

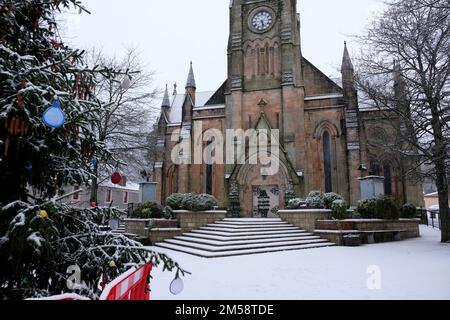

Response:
(401, 203), (417, 218)
(130, 201), (164, 219)
(286, 198), (306, 209)
(331, 200), (349, 220)
(306, 191), (326, 209)
(181, 194), (218, 212)
(324, 193), (344, 209)
(357, 196), (400, 220)
(166, 193), (192, 210)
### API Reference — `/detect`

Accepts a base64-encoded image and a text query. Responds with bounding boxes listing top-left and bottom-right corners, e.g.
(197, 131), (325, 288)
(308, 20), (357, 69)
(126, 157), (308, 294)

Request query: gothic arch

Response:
(165, 165), (178, 197)
(313, 121), (340, 140)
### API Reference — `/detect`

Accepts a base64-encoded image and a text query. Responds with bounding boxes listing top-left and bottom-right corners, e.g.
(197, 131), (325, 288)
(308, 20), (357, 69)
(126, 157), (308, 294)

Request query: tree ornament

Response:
(42, 101), (65, 129)
(108, 260), (116, 268)
(90, 202), (97, 207)
(121, 75), (131, 90)
(111, 170), (122, 185)
(169, 276), (184, 295)
(39, 210), (48, 219)
(91, 157), (98, 166)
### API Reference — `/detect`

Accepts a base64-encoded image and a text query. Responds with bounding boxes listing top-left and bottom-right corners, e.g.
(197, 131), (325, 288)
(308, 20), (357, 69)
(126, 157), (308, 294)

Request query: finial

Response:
(173, 82), (178, 95)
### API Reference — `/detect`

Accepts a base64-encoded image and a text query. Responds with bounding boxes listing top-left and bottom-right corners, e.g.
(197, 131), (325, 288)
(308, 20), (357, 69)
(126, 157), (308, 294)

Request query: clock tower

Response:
(226, 0), (307, 215)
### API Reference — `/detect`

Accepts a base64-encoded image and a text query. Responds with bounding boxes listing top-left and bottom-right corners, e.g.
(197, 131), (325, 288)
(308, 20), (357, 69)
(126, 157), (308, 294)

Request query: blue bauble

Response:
(42, 101), (65, 129)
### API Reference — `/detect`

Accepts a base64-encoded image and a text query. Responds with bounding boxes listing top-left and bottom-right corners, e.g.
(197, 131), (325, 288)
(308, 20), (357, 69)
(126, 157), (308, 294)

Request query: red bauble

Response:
(111, 171), (122, 185)
(90, 202), (97, 207)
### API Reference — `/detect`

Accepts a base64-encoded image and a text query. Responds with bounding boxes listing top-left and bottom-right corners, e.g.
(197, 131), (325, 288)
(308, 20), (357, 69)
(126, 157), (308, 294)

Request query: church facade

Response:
(153, 0), (424, 217)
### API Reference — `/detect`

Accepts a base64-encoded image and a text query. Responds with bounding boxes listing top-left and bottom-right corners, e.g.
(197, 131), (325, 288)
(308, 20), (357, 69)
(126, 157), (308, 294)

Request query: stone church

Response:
(153, 0), (424, 217)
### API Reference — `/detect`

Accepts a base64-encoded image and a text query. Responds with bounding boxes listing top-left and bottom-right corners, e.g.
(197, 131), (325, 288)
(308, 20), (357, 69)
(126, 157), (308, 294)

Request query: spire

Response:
(161, 84), (171, 108)
(185, 61), (196, 89)
(341, 41), (354, 72)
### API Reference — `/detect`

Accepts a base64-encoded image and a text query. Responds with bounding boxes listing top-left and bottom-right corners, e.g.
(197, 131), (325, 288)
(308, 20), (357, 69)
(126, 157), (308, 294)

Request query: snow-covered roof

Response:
(424, 192), (438, 197)
(169, 91), (218, 124)
(100, 181), (140, 192)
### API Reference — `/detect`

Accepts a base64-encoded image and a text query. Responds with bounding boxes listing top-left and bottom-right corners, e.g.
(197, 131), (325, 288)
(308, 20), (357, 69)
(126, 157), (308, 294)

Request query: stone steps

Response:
(155, 218), (336, 258)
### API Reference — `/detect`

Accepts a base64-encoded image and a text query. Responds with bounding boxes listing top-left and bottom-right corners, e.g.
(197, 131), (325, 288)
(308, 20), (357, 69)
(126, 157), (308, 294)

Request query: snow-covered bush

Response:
(357, 196), (400, 220)
(286, 198), (305, 209)
(0, 201), (186, 300)
(306, 191), (325, 209)
(376, 196), (400, 220)
(131, 201), (163, 219)
(331, 200), (349, 220)
(324, 193), (344, 209)
(181, 194), (218, 212)
(166, 193), (192, 210)
(357, 198), (378, 219)
(401, 203), (417, 219)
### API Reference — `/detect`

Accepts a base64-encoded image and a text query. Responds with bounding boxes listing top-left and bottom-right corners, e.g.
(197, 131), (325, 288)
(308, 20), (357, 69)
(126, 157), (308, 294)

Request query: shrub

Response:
(166, 193), (192, 210)
(180, 194), (218, 212)
(131, 201), (163, 219)
(357, 196), (400, 220)
(306, 191), (325, 209)
(401, 203), (417, 219)
(286, 198), (305, 209)
(324, 193), (344, 209)
(376, 196), (400, 220)
(331, 200), (348, 220)
(357, 198), (378, 219)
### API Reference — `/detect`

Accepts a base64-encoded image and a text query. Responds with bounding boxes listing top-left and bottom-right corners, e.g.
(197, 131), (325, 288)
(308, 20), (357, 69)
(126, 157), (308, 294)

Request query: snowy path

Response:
(148, 226), (450, 300)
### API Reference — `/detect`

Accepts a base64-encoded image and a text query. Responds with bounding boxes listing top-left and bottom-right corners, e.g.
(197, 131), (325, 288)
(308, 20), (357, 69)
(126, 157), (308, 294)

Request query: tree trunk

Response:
(435, 159), (450, 242)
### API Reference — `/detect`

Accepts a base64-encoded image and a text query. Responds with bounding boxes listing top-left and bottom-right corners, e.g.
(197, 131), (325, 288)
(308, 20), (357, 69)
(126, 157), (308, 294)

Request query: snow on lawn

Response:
(148, 226), (450, 300)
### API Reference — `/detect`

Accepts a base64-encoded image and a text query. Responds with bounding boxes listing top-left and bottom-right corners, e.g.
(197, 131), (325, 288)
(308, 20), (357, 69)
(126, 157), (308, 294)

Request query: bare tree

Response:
(356, 0), (450, 242)
(86, 47), (159, 203)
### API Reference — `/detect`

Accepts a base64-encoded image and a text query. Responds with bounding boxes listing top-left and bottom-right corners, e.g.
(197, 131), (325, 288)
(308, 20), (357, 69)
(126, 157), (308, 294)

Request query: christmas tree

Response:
(0, 0), (185, 299)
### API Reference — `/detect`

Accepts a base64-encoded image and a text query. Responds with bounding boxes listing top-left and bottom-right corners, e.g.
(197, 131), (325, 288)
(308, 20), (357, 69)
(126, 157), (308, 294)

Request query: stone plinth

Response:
(359, 176), (385, 200)
(278, 209), (332, 233)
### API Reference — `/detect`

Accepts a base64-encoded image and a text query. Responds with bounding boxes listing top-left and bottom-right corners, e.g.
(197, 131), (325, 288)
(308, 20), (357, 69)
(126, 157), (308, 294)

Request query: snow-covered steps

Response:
(155, 218), (336, 258)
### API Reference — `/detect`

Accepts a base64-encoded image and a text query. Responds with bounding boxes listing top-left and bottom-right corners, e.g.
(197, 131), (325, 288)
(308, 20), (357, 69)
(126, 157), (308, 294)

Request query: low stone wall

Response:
(278, 209), (332, 233)
(149, 228), (182, 244)
(351, 219), (421, 239)
(125, 219), (152, 237)
(173, 210), (227, 233)
(315, 219), (421, 246)
(125, 219), (178, 237)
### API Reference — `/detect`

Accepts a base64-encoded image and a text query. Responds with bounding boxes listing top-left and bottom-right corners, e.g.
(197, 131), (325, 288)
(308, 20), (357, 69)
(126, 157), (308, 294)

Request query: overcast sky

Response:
(63, 0), (383, 97)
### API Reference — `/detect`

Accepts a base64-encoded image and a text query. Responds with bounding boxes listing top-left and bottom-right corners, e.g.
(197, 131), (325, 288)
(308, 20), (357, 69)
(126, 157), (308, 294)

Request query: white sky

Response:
(62, 0), (383, 96)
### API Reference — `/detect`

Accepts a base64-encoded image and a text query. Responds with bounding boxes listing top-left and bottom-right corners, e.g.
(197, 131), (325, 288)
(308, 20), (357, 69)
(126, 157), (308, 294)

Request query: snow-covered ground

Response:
(149, 226), (450, 300)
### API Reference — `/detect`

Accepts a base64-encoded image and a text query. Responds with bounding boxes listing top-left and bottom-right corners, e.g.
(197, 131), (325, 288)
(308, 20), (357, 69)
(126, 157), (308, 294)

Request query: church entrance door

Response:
(252, 185), (280, 218)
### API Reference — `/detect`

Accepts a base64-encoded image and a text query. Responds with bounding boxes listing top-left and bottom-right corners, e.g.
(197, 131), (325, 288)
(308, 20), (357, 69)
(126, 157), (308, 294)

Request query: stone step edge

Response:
(180, 231), (313, 242)
(174, 235), (321, 247)
(155, 242), (336, 258)
(200, 226), (300, 233)
(162, 238), (329, 253)
(192, 229), (306, 237)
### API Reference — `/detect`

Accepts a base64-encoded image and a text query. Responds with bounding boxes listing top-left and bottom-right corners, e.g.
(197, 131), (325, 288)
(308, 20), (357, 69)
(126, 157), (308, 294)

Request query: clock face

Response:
(251, 10), (273, 32)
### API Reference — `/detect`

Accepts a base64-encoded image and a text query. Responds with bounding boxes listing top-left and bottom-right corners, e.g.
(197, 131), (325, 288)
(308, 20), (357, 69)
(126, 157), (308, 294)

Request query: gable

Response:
(302, 57), (343, 97)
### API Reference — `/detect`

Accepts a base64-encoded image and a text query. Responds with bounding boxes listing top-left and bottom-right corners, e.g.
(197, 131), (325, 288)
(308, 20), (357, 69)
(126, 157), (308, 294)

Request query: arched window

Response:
(206, 141), (213, 195)
(383, 160), (393, 195)
(323, 131), (332, 193)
